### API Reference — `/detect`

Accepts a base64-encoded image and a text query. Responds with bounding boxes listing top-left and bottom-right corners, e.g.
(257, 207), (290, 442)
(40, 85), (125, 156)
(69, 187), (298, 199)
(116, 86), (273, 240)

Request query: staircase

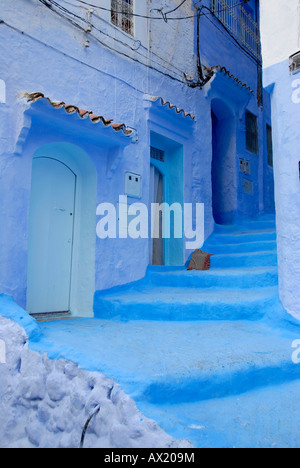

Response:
(34, 215), (300, 447)
(94, 217), (279, 322)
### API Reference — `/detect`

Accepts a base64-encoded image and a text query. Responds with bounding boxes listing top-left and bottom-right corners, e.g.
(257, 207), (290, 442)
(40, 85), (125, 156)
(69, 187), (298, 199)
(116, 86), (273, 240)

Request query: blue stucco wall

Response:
(264, 59), (300, 319)
(0, 0), (273, 316)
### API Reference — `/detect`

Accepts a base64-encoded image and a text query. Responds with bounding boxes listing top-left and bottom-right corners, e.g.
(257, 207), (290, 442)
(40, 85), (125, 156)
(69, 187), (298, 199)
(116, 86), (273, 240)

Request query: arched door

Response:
(27, 157), (76, 315)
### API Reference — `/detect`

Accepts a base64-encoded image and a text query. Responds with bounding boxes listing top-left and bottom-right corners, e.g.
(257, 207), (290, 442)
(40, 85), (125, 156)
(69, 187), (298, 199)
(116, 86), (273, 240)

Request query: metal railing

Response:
(210, 0), (261, 61)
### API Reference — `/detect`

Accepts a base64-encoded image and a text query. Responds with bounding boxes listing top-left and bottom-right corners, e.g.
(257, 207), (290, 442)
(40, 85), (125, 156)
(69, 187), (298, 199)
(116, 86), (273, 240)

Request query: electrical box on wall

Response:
(125, 172), (142, 199)
(240, 158), (251, 175)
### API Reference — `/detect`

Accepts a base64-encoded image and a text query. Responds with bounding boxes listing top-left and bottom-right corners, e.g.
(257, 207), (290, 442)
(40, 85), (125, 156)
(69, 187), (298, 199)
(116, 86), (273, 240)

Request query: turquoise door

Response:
(27, 157), (76, 314)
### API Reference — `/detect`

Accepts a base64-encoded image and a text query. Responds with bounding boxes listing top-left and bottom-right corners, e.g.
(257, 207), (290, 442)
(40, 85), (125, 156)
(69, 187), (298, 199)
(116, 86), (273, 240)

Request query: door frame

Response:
(149, 131), (184, 266)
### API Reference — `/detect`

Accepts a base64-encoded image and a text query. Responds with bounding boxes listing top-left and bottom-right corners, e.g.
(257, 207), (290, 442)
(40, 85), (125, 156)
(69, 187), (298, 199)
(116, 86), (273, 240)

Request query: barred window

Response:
(151, 147), (165, 163)
(111, 0), (134, 36)
(245, 111), (259, 155)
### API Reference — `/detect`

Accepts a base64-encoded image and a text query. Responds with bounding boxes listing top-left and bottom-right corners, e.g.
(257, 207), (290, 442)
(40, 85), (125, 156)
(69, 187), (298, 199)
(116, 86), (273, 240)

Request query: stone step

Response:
(214, 219), (276, 234)
(211, 230), (276, 244)
(148, 266), (278, 289)
(203, 239), (277, 255)
(94, 286), (278, 321)
(210, 250), (278, 269)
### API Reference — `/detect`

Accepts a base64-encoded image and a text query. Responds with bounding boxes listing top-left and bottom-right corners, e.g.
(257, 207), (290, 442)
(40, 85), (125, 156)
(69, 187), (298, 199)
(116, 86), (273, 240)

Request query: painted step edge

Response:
(148, 268), (278, 289)
(204, 240), (277, 254)
(211, 251), (277, 268)
(94, 291), (278, 321)
(210, 231), (277, 244)
(137, 359), (300, 405)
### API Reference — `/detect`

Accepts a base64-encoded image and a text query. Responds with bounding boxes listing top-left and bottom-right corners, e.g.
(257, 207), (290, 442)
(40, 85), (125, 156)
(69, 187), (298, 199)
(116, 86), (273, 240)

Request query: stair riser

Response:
(204, 241), (277, 254)
(211, 231), (276, 244)
(214, 221), (276, 234)
(148, 271), (278, 289)
(211, 253), (277, 269)
(94, 295), (276, 321)
(140, 361), (300, 405)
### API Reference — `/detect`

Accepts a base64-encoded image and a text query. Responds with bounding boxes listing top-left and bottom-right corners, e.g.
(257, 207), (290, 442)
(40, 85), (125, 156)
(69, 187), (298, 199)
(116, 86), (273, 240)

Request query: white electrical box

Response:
(125, 172), (142, 199)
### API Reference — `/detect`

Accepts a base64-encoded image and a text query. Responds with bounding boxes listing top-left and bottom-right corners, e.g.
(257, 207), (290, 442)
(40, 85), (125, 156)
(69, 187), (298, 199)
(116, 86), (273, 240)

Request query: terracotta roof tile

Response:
(21, 92), (134, 136)
(204, 66), (254, 94)
(145, 95), (195, 120)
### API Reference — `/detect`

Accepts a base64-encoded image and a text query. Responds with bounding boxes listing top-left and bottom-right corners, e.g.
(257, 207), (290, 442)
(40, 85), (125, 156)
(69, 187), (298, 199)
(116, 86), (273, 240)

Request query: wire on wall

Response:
(36, 0), (193, 84)
(32, 0), (260, 89)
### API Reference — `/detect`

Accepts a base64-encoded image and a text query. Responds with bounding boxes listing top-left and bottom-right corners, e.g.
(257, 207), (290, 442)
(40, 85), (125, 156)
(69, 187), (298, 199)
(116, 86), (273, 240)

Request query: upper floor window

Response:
(245, 110), (259, 155)
(111, 0), (134, 36)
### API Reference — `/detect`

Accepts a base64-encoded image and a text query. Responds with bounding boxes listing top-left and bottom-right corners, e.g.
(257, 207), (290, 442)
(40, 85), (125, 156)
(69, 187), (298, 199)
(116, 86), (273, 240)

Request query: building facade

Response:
(261, 0), (300, 319)
(0, 0), (274, 318)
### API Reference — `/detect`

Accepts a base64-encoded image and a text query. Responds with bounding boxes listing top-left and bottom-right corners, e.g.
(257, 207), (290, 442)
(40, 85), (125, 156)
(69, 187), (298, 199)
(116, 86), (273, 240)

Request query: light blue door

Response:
(27, 157), (76, 314)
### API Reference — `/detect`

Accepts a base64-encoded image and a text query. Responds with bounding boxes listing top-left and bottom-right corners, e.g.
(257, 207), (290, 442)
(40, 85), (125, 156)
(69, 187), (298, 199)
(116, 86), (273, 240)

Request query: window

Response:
(111, 0), (134, 36)
(210, 0), (261, 61)
(245, 111), (259, 155)
(266, 124), (273, 168)
(151, 147), (165, 163)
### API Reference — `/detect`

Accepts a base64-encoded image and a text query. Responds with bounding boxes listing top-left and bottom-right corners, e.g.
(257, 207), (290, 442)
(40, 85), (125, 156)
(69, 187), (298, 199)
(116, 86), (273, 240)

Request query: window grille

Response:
(111, 0), (134, 36)
(210, 0), (261, 61)
(245, 110), (259, 155)
(151, 147), (165, 163)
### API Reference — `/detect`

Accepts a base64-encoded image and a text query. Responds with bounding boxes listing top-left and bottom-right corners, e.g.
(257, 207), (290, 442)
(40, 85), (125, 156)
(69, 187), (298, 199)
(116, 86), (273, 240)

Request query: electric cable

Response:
(33, 0), (261, 86)
(36, 0), (192, 82)
(61, 0), (249, 21)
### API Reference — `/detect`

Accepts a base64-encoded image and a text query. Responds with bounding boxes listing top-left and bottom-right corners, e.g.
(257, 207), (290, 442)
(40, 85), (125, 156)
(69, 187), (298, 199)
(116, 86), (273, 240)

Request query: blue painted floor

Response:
(28, 217), (300, 447)
(30, 317), (300, 448)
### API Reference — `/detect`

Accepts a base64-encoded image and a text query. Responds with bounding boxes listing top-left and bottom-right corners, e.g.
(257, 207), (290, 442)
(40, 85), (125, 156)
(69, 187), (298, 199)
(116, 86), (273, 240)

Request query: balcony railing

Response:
(210, 0), (261, 61)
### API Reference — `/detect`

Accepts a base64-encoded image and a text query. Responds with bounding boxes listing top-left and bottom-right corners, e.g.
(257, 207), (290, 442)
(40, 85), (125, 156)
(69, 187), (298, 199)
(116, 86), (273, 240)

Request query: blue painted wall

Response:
(264, 59), (300, 319)
(0, 0), (274, 316)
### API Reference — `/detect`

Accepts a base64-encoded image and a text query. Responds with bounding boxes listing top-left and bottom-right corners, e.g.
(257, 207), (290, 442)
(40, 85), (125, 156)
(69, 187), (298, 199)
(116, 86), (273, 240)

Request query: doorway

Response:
(149, 132), (184, 267)
(27, 157), (76, 315)
(150, 164), (164, 265)
(211, 99), (237, 225)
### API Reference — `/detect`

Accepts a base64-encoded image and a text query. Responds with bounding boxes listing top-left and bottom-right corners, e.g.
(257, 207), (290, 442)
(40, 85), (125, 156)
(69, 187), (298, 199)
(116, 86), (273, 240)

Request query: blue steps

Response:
(94, 286), (278, 321)
(148, 267), (278, 289)
(211, 250), (277, 269)
(94, 217), (279, 322)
